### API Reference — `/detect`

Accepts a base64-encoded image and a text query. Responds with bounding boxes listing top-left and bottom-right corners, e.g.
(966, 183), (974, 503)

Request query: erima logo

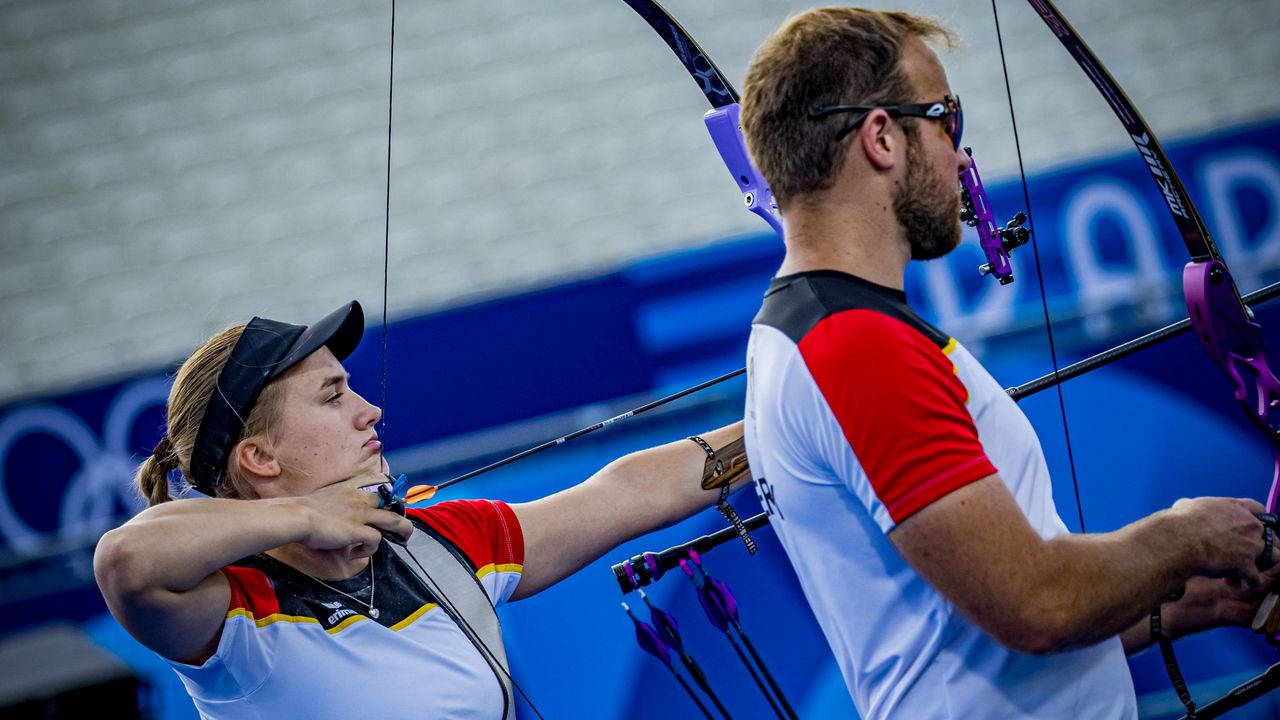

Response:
(322, 601), (357, 624)
(1131, 132), (1189, 218)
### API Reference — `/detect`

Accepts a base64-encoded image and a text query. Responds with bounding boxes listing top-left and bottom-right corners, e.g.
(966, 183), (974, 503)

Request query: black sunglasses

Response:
(810, 96), (963, 149)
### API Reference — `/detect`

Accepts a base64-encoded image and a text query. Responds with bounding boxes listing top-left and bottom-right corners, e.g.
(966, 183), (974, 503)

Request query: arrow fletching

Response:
(640, 589), (685, 654)
(405, 484), (438, 504)
(624, 602), (673, 669)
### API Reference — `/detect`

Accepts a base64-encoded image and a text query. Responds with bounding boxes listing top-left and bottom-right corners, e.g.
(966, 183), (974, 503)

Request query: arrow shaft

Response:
(437, 368), (744, 490)
(734, 625), (798, 720)
(673, 669), (716, 720)
(1008, 280), (1280, 402)
(725, 634), (786, 719)
(682, 654), (734, 720)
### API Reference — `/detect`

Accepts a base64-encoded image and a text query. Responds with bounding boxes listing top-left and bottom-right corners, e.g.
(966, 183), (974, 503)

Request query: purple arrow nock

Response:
(960, 147), (1028, 285)
(705, 103), (783, 238)
(1183, 259), (1280, 516)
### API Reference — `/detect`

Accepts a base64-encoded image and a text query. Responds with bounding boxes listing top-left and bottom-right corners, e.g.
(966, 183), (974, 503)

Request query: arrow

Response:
(681, 552), (797, 720)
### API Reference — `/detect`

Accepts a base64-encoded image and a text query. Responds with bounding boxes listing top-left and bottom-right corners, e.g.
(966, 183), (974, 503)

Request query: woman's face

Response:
(261, 346), (384, 494)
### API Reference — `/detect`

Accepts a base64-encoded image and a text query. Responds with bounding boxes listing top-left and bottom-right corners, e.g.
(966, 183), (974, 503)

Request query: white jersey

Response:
(166, 499), (524, 719)
(745, 270), (1136, 720)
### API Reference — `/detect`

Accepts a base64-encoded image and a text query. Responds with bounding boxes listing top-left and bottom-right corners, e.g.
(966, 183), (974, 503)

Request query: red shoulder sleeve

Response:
(408, 499), (524, 570)
(799, 309), (996, 523)
(220, 565), (279, 617)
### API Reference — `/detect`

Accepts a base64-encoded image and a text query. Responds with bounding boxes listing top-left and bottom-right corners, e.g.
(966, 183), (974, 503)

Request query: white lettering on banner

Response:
(1064, 180), (1172, 339)
(1204, 152), (1280, 289)
(0, 378), (163, 555)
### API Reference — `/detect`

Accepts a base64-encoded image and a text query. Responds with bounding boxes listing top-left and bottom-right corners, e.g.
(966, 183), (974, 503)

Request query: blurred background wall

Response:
(2, 0), (1279, 717)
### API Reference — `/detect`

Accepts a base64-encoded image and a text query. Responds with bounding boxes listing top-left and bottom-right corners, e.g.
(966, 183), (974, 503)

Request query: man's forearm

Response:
(1021, 511), (1198, 652)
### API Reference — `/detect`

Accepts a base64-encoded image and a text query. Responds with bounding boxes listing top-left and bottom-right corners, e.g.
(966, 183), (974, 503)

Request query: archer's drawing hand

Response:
(297, 480), (413, 559)
(1162, 571), (1280, 640)
(1171, 497), (1270, 587)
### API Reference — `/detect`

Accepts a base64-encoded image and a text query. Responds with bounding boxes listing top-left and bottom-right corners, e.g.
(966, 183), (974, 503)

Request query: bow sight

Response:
(960, 147), (1030, 285)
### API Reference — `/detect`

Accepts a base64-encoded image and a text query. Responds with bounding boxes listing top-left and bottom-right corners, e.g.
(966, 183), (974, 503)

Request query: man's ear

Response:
(235, 436), (281, 481)
(859, 110), (899, 172)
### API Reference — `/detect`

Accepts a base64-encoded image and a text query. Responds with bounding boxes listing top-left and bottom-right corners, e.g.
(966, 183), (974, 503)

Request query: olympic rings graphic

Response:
(0, 378), (166, 555)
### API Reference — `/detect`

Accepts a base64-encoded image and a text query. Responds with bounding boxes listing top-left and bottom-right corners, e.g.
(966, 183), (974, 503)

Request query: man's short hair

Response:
(741, 7), (959, 209)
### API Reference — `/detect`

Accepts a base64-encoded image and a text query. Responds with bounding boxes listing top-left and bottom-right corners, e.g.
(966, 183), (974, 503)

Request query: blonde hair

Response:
(740, 7), (959, 208)
(136, 326), (287, 506)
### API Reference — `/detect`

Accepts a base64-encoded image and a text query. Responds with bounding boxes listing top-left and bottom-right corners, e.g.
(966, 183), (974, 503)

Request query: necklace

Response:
(301, 558), (379, 619)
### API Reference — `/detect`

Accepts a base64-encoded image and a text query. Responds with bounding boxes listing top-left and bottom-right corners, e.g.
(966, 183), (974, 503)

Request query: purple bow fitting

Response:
(1184, 259), (1280, 516)
(959, 147), (1029, 285)
(704, 104), (783, 238)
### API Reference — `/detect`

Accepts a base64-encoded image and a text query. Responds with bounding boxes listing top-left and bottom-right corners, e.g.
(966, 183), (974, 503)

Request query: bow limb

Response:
(1018, 0), (1280, 513)
(621, 0), (782, 237)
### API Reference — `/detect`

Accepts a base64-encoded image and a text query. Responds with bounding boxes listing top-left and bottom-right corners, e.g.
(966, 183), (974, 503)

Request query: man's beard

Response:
(892, 134), (962, 261)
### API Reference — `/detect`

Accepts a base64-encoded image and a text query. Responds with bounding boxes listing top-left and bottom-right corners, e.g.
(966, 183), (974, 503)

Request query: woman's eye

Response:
(326, 393), (343, 404)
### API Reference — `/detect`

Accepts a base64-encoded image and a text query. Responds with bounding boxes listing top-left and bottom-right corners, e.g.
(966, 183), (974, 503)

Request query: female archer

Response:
(94, 299), (747, 718)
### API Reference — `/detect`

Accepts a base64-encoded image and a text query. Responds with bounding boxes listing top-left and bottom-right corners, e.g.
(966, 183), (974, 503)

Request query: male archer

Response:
(738, 8), (1275, 719)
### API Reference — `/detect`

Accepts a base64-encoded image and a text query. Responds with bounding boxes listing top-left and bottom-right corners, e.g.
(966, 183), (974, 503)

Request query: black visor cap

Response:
(189, 300), (364, 494)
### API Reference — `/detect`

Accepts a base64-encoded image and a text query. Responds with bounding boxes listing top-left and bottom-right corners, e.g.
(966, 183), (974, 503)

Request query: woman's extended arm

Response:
(509, 421), (748, 599)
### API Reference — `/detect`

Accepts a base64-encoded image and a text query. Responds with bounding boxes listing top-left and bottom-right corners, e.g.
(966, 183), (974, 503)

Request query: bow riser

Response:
(704, 104), (783, 237)
(1184, 260), (1280, 514)
(1024, 0), (1280, 711)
